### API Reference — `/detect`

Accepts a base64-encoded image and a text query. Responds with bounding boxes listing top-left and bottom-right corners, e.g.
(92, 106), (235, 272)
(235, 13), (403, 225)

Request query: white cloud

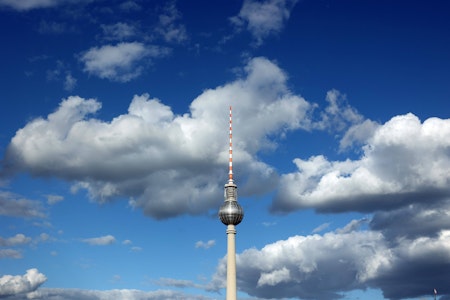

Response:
(80, 42), (170, 82)
(3, 57), (312, 219)
(82, 235), (116, 246)
(257, 267), (290, 287)
(0, 269), (47, 297)
(0, 234), (32, 246)
(231, 0), (298, 46)
(273, 113), (450, 214)
(195, 239), (215, 249)
(155, 2), (188, 44)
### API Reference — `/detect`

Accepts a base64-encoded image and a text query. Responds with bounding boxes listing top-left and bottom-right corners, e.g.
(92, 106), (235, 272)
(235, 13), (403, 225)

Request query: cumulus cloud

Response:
(231, 0), (298, 46)
(82, 235), (116, 246)
(210, 219), (450, 299)
(211, 227), (389, 299)
(2, 57), (312, 219)
(273, 113), (450, 214)
(255, 112), (450, 298)
(79, 42), (170, 82)
(0, 269), (47, 297)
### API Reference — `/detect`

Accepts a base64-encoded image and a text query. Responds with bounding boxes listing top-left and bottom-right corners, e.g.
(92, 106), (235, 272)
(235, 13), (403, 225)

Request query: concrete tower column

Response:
(226, 225), (237, 300)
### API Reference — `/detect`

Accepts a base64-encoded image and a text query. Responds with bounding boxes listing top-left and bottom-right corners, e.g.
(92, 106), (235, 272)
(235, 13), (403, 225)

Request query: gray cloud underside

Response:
(208, 219), (450, 300)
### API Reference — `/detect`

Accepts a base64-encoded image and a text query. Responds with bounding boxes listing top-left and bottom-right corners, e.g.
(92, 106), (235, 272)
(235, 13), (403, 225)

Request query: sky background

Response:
(0, 0), (450, 299)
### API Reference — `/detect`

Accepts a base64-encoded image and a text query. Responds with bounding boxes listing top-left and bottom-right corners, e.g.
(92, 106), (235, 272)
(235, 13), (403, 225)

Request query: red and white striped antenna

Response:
(228, 105), (234, 184)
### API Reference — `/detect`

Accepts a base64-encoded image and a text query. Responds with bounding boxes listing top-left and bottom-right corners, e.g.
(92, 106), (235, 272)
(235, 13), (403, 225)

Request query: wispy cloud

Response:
(82, 235), (116, 246)
(312, 222), (330, 233)
(155, 2), (188, 44)
(24, 287), (211, 299)
(0, 191), (46, 218)
(0, 249), (22, 259)
(0, 234), (32, 246)
(195, 239), (215, 249)
(101, 22), (137, 41)
(46, 194), (64, 205)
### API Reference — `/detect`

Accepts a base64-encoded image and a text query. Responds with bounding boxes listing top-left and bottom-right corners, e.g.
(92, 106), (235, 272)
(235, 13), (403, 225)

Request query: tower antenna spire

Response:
(228, 105), (234, 184)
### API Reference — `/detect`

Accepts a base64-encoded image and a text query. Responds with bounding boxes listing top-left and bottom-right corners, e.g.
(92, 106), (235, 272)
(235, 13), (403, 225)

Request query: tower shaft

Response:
(226, 225), (237, 300)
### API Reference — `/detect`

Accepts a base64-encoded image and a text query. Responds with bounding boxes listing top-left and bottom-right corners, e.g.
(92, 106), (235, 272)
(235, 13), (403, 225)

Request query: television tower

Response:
(219, 106), (244, 300)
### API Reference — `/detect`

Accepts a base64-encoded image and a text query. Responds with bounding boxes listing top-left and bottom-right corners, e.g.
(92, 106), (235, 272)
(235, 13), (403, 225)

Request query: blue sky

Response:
(0, 0), (450, 299)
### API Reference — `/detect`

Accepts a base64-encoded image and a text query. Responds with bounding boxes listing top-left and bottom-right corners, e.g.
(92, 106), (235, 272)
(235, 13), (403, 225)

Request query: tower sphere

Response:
(219, 200), (244, 226)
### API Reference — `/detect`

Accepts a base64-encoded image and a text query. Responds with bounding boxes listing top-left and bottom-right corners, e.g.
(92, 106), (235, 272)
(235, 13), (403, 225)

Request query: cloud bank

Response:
(2, 57), (311, 220)
(209, 220), (450, 299)
(273, 113), (450, 214)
